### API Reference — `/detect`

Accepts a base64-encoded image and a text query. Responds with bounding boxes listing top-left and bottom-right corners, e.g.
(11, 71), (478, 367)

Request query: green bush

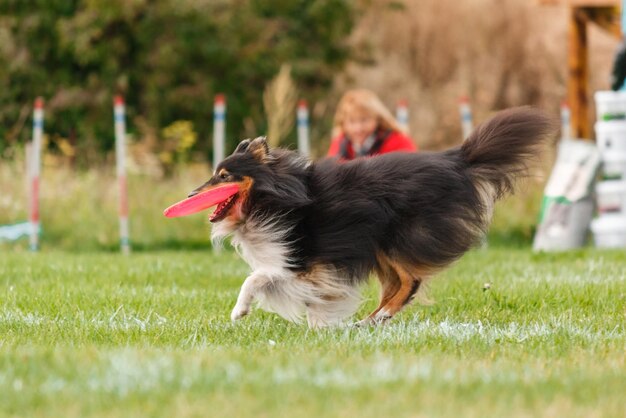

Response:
(0, 0), (356, 163)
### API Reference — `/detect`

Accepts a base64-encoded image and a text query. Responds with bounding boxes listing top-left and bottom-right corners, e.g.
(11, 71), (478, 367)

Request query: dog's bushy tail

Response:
(460, 106), (556, 200)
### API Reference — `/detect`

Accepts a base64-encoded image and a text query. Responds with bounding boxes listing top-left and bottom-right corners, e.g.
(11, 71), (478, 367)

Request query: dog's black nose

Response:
(187, 191), (199, 198)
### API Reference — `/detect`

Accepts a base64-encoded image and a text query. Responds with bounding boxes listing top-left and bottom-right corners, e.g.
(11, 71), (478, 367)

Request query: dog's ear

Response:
(248, 136), (270, 162)
(234, 139), (251, 154)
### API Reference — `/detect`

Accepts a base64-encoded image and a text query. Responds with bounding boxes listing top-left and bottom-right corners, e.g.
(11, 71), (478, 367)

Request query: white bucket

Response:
(594, 91), (626, 121)
(594, 121), (626, 154)
(601, 152), (626, 179)
(596, 180), (626, 213)
(590, 215), (626, 248)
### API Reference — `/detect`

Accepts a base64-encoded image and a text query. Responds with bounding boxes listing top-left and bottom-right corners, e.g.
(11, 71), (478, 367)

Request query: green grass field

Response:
(1, 163), (624, 417)
(1, 248), (624, 418)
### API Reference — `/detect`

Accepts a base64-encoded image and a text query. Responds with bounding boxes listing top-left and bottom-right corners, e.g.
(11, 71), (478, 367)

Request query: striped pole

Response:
(114, 95), (130, 254)
(459, 96), (473, 140)
(25, 142), (32, 210)
(213, 94), (226, 169)
(29, 97), (44, 251)
(396, 99), (409, 133)
(459, 96), (485, 247)
(297, 99), (310, 157)
(561, 100), (571, 141)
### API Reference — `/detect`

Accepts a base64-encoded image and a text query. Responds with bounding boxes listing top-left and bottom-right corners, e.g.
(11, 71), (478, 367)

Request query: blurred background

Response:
(0, 0), (620, 251)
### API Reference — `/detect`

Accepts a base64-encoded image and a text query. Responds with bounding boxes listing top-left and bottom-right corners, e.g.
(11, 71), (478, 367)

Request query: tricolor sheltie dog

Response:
(189, 107), (554, 327)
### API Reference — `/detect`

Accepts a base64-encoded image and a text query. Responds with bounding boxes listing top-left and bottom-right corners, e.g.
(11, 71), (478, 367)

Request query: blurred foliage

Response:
(160, 120), (197, 175)
(0, 0), (356, 164)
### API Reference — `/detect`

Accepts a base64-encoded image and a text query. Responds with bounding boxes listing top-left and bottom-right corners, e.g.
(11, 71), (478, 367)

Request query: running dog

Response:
(189, 107), (555, 327)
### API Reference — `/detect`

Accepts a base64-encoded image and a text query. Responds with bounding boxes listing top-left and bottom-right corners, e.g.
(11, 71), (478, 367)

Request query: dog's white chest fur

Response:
(211, 217), (361, 327)
(215, 218), (294, 275)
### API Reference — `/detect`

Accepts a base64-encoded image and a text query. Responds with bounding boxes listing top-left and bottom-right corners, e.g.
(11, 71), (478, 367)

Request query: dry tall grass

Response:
(0, 151), (214, 251)
(263, 64), (298, 148)
(339, 0), (619, 150)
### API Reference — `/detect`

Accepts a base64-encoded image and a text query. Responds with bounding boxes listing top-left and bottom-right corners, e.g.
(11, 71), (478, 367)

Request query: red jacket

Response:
(327, 130), (417, 159)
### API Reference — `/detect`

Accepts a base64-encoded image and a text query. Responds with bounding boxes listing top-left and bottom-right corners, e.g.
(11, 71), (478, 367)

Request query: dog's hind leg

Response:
(360, 256), (423, 325)
(357, 256), (401, 325)
(374, 259), (423, 322)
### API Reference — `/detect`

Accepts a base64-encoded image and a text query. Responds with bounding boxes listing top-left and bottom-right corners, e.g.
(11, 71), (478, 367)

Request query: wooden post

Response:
(568, 7), (590, 139)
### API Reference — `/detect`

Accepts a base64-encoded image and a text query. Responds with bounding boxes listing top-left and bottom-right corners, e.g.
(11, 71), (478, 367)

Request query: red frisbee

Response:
(163, 183), (240, 218)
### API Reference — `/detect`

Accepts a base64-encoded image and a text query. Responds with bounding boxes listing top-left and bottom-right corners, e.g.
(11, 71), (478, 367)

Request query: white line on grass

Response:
(1, 309), (623, 343)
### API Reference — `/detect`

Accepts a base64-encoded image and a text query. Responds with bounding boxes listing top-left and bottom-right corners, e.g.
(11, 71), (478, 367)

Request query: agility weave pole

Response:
(29, 97), (44, 251)
(459, 95), (487, 248)
(396, 99), (409, 134)
(114, 96), (130, 254)
(213, 94), (226, 170)
(459, 96), (474, 140)
(561, 100), (571, 141)
(297, 99), (310, 157)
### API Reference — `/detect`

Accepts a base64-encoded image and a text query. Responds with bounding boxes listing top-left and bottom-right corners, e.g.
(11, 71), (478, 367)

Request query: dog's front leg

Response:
(231, 271), (272, 321)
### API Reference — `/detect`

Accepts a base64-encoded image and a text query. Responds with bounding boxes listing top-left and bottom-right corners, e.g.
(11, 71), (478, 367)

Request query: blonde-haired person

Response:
(327, 89), (417, 159)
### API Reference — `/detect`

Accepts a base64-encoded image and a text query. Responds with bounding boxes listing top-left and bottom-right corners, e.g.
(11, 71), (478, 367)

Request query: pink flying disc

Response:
(163, 183), (240, 218)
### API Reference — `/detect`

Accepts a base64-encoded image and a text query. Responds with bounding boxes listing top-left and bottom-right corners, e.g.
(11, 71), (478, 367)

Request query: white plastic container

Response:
(590, 215), (626, 248)
(594, 121), (626, 154)
(601, 152), (626, 179)
(533, 139), (599, 252)
(594, 91), (626, 121)
(596, 180), (626, 213)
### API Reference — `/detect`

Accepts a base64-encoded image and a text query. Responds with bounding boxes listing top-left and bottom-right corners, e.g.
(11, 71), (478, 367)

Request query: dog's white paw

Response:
(350, 318), (374, 328)
(350, 310), (393, 327)
(230, 305), (250, 321)
(374, 308), (392, 323)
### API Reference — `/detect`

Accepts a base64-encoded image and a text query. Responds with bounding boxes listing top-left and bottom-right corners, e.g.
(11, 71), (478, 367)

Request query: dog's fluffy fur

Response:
(190, 107), (555, 327)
